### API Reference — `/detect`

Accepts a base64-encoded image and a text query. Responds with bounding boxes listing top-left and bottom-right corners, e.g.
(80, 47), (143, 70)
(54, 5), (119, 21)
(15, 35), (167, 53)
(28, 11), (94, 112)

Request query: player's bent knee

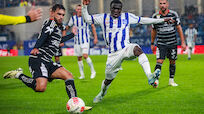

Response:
(133, 46), (143, 57)
(35, 84), (47, 92)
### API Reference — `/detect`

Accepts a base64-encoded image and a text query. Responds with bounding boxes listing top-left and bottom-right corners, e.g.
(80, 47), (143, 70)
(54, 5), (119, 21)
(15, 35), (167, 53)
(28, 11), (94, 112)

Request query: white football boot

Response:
(78, 76), (85, 79)
(90, 71), (96, 79)
(3, 68), (23, 79)
(169, 78), (178, 86)
(93, 91), (103, 103)
(148, 69), (161, 88)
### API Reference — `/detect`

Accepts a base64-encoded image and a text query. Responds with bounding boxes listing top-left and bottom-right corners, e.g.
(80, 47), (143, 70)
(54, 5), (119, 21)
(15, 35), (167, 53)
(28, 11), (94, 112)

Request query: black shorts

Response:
(28, 56), (62, 79)
(156, 45), (177, 60)
(55, 48), (62, 57)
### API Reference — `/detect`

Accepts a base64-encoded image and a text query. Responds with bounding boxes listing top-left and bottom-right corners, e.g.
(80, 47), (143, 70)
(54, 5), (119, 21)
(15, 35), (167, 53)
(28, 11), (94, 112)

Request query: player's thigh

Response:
(74, 45), (82, 56)
(105, 51), (123, 75)
(51, 67), (73, 80)
(167, 47), (177, 60)
(156, 46), (166, 60)
(125, 44), (141, 59)
(29, 57), (49, 79)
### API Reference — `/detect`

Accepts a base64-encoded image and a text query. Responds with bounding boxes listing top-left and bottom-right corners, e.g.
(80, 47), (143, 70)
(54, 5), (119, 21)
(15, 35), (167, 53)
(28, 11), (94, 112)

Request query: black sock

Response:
(104, 79), (114, 86)
(169, 64), (176, 78)
(155, 63), (162, 71)
(18, 74), (36, 91)
(65, 79), (77, 99)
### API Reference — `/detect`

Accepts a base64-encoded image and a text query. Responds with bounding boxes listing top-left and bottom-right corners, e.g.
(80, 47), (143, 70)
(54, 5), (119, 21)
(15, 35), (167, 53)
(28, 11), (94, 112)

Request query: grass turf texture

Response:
(0, 54), (203, 114)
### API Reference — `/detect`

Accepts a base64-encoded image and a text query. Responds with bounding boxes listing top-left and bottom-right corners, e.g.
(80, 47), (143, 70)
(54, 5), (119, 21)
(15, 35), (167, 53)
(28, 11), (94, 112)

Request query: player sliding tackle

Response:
(82, 0), (175, 103)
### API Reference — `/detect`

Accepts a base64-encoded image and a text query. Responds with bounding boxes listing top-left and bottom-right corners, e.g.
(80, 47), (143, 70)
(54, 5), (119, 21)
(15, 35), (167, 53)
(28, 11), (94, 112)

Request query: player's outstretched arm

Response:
(81, 0), (93, 24)
(27, 6), (42, 22)
(0, 7), (42, 25)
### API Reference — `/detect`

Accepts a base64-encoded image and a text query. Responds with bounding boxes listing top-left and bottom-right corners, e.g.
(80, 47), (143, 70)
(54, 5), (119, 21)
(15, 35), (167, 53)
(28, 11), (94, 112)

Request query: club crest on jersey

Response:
(156, 14), (161, 19)
(45, 26), (54, 34)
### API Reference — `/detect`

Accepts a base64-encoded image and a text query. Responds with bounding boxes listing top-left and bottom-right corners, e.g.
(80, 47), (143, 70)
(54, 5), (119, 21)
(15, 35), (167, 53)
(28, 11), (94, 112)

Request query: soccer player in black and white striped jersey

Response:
(3, 4), (78, 100)
(151, 0), (186, 87)
(185, 23), (198, 60)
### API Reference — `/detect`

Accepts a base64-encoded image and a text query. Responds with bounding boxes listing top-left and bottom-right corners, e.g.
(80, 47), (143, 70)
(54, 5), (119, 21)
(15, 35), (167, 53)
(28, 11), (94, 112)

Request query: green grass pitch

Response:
(0, 54), (204, 114)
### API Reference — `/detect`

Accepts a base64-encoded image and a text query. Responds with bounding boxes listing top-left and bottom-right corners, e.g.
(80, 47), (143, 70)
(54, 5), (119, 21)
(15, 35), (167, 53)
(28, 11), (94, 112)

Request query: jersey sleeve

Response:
(67, 16), (74, 27)
(92, 14), (104, 25)
(82, 5), (103, 25)
(151, 13), (157, 29)
(174, 12), (181, 25)
(194, 29), (198, 35)
(128, 13), (141, 24)
(34, 20), (55, 48)
(0, 14), (26, 25)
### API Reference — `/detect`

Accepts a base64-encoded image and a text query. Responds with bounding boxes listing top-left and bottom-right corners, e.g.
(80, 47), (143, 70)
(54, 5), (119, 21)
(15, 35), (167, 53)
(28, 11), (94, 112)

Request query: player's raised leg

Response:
(93, 74), (116, 103)
(133, 46), (160, 87)
(52, 67), (77, 98)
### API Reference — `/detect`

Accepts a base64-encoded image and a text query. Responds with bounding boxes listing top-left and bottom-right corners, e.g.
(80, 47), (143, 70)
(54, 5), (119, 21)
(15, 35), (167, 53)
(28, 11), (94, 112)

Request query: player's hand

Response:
(72, 26), (78, 35)
(83, 0), (91, 5)
(164, 18), (175, 24)
(181, 43), (186, 51)
(94, 38), (98, 45)
(59, 43), (64, 47)
(30, 48), (39, 55)
(151, 44), (156, 52)
(27, 6), (42, 22)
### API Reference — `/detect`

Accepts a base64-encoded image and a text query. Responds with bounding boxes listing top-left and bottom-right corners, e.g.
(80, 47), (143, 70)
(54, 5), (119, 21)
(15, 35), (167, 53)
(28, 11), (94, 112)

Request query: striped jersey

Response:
(31, 19), (64, 62)
(68, 15), (90, 46)
(152, 10), (180, 46)
(185, 28), (197, 42)
(90, 13), (141, 53)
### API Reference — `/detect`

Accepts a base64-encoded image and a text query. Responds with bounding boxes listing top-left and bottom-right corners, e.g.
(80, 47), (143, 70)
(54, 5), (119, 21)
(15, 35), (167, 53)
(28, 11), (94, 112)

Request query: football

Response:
(66, 97), (85, 113)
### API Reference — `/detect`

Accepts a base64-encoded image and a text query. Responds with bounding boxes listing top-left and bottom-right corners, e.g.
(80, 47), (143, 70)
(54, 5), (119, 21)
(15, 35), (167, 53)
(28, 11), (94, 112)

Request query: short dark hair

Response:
(110, 0), (122, 7)
(51, 4), (65, 12)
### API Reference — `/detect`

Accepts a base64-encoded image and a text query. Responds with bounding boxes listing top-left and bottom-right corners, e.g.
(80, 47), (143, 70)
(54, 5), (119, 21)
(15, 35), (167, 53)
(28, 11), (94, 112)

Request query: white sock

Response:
(188, 49), (191, 58)
(138, 53), (151, 78)
(100, 80), (111, 97)
(78, 60), (84, 77)
(86, 57), (95, 73)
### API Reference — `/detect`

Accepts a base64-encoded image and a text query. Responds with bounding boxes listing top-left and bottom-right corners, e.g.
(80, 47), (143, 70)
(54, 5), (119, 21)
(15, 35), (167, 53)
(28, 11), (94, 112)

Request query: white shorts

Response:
(74, 44), (89, 56)
(187, 42), (195, 48)
(105, 44), (139, 80)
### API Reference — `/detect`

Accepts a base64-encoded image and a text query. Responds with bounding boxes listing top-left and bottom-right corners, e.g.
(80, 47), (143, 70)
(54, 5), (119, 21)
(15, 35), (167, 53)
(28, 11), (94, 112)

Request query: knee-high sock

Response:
(138, 53), (151, 78)
(78, 60), (84, 76)
(65, 79), (77, 99)
(86, 57), (95, 73)
(155, 63), (162, 71)
(188, 48), (192, 58)
(169, 64), (176, 78)
(18, 74), (36, 91)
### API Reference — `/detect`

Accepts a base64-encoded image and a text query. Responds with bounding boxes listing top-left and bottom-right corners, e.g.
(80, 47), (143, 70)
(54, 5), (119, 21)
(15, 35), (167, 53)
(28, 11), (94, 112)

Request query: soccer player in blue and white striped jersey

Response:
(65, 5), (98, 79)
(82, 0), (173, 103)
(185, 23), (197, 60)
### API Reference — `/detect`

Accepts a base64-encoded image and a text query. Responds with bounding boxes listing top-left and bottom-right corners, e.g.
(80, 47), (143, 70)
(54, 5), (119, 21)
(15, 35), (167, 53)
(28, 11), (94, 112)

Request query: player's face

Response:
(110, 3), (122, 18)
(76, 6), (82, 17)
(53, 8), (65, 24)
(189, 24), (193, 28)
(159, 0), (169, 12)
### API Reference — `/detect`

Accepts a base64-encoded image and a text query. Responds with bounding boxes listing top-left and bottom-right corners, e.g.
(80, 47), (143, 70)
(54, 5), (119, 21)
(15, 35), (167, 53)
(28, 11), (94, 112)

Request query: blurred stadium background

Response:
(0, 0), (204, 56)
